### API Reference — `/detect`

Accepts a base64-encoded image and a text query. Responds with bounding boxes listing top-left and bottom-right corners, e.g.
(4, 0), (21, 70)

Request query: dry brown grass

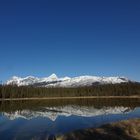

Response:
(57, 118), (140, 140)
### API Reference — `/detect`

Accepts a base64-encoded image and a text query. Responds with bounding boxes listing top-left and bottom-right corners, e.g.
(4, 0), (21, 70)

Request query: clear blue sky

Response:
(0, 0), (140, 82)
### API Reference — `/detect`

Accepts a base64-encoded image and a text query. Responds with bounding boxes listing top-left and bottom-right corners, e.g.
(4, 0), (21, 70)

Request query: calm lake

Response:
(0, 98), (140, 140)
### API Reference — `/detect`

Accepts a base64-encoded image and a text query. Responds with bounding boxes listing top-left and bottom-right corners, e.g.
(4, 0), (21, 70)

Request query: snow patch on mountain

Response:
(6, 74), (131, 87)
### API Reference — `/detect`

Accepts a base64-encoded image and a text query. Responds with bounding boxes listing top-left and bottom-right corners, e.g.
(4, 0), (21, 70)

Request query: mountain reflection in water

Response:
(0, 98), (140, 140)
(3, 106), (131, 121)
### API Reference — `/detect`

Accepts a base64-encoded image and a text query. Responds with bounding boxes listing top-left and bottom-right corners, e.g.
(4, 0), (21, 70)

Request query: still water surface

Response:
(0, 98), (140, 140)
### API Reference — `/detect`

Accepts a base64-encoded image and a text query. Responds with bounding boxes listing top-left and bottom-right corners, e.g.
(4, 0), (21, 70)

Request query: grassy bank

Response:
(0, 96), (140, 101)
(57, 118), (140, 140)
(0, 82), (140, 99)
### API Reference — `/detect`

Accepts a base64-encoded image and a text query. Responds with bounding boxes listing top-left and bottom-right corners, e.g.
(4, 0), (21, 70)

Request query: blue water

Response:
(0, 104), (140, 140)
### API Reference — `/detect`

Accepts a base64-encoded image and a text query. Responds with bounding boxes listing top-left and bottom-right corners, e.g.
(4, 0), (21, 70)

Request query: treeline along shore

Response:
(0, 83), (140, 99)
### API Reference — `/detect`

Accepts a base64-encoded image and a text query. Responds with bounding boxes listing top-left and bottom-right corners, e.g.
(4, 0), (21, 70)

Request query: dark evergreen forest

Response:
(0, 83), (140, 99)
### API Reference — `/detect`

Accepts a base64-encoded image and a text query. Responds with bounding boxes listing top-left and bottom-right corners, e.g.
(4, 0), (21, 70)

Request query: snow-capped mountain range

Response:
(3, 106), (131, 121)
(6, 74), (131, 87)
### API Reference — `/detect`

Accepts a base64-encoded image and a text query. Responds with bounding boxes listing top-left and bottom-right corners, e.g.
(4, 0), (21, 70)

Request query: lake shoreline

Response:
(0, 96), (140, 101)
(57, 118), (140, 140)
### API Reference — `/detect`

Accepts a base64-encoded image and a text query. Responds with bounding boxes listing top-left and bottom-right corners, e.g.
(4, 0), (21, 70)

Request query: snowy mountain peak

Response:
(12, 76), (21, 80)
(6, 74), (132, 87)
(48, 73), (58, 80)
